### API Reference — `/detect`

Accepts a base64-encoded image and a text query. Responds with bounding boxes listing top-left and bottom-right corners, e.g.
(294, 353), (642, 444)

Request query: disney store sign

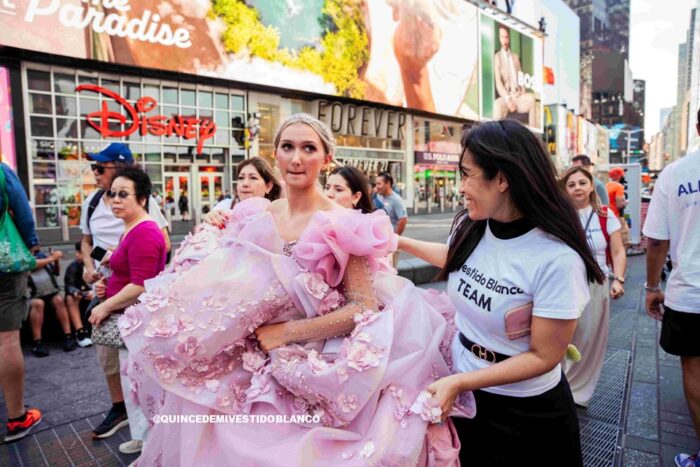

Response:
(23, 0), (192, 48)
(76, 85), (216, 154)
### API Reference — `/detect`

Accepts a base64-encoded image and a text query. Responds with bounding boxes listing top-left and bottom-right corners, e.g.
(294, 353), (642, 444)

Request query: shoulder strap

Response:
(599, 206), (611, 265)
(87, 190), (105, 228)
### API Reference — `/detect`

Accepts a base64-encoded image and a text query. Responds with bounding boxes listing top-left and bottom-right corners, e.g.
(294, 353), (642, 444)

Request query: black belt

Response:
(458, 333), (511, 364)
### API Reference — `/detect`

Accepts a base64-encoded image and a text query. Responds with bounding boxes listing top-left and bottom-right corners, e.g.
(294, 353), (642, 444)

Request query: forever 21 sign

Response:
(316, 100), (406, 140)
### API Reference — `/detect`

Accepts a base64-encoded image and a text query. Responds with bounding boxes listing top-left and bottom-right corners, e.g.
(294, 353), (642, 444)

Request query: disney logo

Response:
(76, 84), (215, 154)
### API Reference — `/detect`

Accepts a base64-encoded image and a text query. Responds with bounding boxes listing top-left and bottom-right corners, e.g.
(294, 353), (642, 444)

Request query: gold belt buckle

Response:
(471, 343), (497, 363)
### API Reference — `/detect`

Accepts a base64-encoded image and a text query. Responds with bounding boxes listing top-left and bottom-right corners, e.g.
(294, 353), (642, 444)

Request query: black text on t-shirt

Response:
(455, 264), (525, 313)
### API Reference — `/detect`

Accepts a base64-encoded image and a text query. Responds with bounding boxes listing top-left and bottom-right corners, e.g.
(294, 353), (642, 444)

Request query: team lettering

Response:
(457, 279), (492, 312)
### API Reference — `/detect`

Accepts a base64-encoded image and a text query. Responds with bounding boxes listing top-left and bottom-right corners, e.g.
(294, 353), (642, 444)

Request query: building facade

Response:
(1, 0), (567, 241)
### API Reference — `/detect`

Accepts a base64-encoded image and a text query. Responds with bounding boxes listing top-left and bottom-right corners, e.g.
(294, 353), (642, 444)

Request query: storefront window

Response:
(198, 90), (213, 108)
(24, 65), (247, 229)
(163, 87), (178, 105)
(215, 93), (229, 110)
(30, 116), (53, 138)
(56, 140), (80, 160)
(181, 89), (195, 107)
(77, 75), (98, 86)
(101, 79), (120, 94)
(123, 81), (141, 100)
(257, 102), (280, 166)
(27, 70), (50, 92)
(29, 94), (52, 114)
(412, 117), (464, 213)
(231, 95), (245, 112)
(55, 96), (77, 117)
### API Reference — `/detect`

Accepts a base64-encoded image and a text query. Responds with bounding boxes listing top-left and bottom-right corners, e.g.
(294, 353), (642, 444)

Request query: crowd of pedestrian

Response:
(0, 112), (697, 466)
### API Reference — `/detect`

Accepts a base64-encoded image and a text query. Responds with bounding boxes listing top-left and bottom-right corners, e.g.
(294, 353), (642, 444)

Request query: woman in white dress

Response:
(560, 166), (627, 407)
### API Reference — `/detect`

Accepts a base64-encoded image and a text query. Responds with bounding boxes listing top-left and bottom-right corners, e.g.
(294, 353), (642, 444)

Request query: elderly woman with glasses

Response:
(88, 166), (167, 455)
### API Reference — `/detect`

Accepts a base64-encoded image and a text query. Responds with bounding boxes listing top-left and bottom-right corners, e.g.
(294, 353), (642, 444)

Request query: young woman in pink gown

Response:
(120, 114), (474, 466)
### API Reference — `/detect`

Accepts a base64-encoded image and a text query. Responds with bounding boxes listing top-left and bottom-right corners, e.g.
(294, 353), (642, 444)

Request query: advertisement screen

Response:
(608, 124), (643, 151)
(0, 67), (16, 170)
(0, 0), (480, 120)
(480, 12), (543, 131)
(486, 0), (580, 114)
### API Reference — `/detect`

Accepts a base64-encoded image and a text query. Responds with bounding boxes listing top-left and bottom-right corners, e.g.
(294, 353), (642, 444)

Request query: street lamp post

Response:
(622, 128), (644, 163)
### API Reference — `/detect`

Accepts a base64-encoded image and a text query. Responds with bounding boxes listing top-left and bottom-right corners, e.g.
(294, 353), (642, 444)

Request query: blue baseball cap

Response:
(87, 143), (134, 163)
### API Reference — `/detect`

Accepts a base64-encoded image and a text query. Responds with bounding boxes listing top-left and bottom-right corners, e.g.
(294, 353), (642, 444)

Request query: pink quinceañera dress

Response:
(119, 198), (475, 466)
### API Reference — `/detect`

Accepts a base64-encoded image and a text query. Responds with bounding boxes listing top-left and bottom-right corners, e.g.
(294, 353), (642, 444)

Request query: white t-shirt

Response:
(642, 150), (700, 313)
(80, 190), (168, 270)
(579, 205), (621, 276)
(448, 223), (590, 397)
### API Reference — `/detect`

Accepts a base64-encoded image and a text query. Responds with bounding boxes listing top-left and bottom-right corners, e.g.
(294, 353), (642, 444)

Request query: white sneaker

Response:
(77, 336), (93, 347)
(119, 439), (143, 454)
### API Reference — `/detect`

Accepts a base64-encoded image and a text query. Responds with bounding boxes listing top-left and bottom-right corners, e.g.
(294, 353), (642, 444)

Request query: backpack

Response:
(598, 206), (612, 266)
(29, 263), (60, 298)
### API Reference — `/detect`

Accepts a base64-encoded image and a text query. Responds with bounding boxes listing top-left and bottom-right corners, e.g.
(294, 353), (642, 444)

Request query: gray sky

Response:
(629, 0), (697, 140)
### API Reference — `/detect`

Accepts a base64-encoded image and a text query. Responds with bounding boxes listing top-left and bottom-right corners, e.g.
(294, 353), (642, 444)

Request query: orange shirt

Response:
(606, 181), (625, 217)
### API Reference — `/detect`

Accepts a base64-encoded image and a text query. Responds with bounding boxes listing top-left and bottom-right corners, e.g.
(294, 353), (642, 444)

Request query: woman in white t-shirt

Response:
(560, 166), (627, 407)
(398, 120), (605, 465)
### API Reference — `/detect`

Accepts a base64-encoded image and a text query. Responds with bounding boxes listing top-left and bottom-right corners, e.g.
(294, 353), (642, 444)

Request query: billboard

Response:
(0, 67), (16, 170)
(479, 12), (543, 131)
(0, 0), (480, 120)
(486, 0), (580, 114)
(607, 124), (643, 152)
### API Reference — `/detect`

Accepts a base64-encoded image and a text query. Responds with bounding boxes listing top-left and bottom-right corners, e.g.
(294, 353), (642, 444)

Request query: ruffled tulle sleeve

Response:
(219, 197), (271, 240)
(294, 209), (397, 287)
(168, 197), (271, 273)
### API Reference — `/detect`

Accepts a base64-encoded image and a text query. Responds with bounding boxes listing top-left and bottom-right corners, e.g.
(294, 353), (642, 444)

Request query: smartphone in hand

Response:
(90, 246), (108, 262)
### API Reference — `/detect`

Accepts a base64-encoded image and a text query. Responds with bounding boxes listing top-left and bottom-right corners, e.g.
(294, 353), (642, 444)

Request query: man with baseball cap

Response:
(80, 143), (170, 448)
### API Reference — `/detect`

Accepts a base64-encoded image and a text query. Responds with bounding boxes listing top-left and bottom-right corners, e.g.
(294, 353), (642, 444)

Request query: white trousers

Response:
(119, 348), (149, 441)
(562, 279), (610, 407)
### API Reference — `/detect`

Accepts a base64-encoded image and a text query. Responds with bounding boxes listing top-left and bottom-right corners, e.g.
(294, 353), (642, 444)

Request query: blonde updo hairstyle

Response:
(272, 113), (337, 157)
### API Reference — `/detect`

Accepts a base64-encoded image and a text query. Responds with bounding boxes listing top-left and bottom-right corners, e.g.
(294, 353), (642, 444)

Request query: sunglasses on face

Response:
(91, 164), (116, 175)
(105, 190), (135, 200)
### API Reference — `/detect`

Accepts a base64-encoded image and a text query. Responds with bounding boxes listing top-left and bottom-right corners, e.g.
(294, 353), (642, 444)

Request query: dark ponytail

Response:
(438, 120), (604, 285)
(331, 166), (375, 214)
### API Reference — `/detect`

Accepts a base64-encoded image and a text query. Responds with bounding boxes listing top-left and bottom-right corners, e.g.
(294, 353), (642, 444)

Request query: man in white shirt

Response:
(493, 25), (536, 127)
(79, 143), (169, 446)
(643, 110), (700, 467)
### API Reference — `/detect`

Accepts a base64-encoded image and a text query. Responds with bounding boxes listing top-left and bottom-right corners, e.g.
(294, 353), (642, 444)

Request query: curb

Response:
(397, 258), (441, 285)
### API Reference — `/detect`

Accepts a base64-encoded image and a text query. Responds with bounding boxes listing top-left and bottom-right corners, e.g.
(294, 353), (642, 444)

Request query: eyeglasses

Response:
(91, 164), (117, 175)
(105, 190), (135, 200)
